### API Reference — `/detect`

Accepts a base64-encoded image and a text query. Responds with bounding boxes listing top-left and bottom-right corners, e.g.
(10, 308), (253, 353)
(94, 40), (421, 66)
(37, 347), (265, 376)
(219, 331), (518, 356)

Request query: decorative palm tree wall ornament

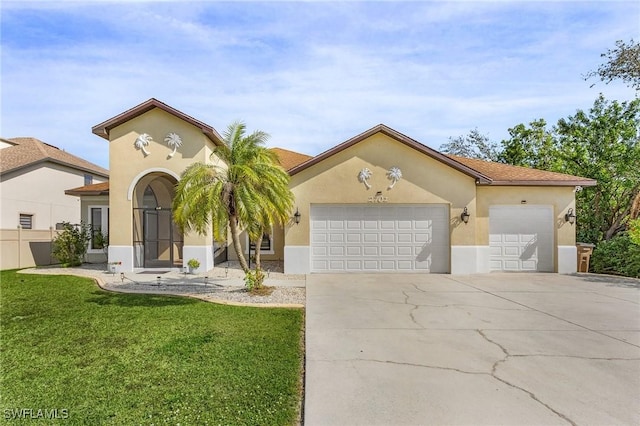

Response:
(134, 133), (152, 156)
(358, 168), (372, 189)
(386, 166), (402, 189)
(165, 132), (182, 158)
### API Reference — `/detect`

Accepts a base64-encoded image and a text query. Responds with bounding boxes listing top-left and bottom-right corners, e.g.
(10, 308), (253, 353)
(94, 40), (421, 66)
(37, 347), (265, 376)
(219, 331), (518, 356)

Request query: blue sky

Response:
(1, 1), (638, 169)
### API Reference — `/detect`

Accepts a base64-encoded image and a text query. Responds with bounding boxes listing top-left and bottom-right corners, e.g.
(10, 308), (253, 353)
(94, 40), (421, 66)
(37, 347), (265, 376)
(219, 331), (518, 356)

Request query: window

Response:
(19, 214), (33, 229)
(84, 174), (93, 186)
(245, 228), (274, 254)
(88, 206), (109, 251)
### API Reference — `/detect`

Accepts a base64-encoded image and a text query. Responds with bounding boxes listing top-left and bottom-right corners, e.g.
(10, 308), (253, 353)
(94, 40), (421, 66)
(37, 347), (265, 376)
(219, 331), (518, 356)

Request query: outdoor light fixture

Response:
(120, 272), (125, 283)
(156, 276), (161, 286)
(460, 207), (470, 224)
(294, 208), (301, 225)
(565, 208), (576, 225)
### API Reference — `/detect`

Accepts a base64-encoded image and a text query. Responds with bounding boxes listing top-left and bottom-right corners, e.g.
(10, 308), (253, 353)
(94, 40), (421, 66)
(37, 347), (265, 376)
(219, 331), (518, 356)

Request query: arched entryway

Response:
(132, 173), (183, 268)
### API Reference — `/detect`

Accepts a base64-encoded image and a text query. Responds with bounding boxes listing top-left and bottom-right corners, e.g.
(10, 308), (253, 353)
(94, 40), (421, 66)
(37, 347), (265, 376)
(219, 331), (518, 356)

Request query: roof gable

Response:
(288, 124), (597, 187)
(92, 98), (223, 146)
(288, 124), (492, 183)
(0, 137), (109, 177)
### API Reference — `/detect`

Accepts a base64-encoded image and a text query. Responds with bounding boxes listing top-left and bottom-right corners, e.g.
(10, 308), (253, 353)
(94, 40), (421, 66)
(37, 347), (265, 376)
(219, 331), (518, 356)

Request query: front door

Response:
(136, 208), (183, 268)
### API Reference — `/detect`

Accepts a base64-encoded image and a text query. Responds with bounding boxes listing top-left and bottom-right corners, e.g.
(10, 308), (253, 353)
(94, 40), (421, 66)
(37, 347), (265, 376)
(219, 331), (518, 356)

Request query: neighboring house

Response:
(0, 137), (109, 269)
(72, 98), (596, 274)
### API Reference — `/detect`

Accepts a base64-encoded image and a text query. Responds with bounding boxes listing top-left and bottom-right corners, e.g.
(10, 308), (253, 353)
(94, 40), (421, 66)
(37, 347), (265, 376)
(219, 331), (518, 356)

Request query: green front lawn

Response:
(0, 270), (304, 425)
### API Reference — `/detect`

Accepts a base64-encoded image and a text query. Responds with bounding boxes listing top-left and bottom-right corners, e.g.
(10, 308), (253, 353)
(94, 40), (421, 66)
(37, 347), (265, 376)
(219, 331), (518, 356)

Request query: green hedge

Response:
(590, 234), (640, 278)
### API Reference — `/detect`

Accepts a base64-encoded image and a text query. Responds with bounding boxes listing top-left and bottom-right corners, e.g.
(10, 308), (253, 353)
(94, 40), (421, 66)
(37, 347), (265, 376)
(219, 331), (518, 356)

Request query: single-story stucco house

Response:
(66, 98), (596, 274)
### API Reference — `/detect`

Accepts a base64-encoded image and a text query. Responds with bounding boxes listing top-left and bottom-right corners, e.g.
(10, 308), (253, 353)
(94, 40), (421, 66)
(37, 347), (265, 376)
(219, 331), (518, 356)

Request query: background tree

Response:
(498, 119), (560, 170)
(172, 122), (294, 286)
(554, 95), (640, 242)
(439, 128), (499, 161)
(585, 39), (640, 91)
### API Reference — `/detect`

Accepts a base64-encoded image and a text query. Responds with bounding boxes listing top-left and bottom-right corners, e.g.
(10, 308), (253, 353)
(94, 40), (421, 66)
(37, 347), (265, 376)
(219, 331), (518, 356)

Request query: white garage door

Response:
(489, 205), (554, 272)
(310, 204), (449, 273)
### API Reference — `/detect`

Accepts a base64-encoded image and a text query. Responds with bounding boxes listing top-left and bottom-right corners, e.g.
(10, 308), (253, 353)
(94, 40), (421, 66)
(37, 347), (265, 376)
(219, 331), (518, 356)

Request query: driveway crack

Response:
(403, 290), (424, 329)
(477, 329), (577, 426)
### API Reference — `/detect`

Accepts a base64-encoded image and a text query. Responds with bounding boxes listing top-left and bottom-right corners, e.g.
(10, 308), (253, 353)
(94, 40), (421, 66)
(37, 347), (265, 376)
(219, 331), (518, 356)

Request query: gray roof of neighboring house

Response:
(0, 137), (109, 178)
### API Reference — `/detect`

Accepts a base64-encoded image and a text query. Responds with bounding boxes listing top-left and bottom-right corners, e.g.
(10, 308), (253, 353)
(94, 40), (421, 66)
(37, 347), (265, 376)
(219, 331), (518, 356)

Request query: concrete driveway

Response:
(304, 273), (640, 425)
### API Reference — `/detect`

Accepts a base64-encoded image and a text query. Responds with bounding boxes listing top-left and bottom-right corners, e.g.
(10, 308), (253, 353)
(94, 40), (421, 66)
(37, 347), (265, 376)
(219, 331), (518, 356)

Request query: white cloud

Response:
(1, 1), (638, 169)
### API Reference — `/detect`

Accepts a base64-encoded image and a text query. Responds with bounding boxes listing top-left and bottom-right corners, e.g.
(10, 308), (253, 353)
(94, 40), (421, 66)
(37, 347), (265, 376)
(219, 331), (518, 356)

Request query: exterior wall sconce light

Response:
(294, 208), (301, 225)
(460, 207), (470, 224)
(565, 208), (576, 225)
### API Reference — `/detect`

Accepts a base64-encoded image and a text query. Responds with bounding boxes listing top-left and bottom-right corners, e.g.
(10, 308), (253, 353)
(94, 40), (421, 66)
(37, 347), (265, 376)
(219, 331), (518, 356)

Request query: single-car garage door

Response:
(310, 204), (449, 273)
(489, 205), (554, 272)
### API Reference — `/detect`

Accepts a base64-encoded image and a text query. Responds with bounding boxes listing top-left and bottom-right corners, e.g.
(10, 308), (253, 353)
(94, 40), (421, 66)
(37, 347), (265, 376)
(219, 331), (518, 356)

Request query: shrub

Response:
(590, 234), (640, 278)
(244, 268), (265, 292)
(51, 222), (91, 267)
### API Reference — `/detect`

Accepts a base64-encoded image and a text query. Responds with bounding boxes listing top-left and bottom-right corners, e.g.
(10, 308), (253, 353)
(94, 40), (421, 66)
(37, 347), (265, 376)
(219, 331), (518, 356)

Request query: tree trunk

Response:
(229, 216), (249, 272)
(254, 232), (263, 270)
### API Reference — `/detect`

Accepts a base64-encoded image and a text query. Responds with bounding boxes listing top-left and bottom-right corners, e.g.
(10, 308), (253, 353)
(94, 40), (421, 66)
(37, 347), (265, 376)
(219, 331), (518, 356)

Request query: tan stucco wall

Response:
(476, 186), (576, 246)
(286, 133), (478, 246)
(107, 108), (221, 247)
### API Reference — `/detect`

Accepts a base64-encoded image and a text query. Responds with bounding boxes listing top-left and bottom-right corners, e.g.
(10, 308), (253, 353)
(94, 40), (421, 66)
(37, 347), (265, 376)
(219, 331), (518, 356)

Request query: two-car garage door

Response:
(310, 204), (449, 273)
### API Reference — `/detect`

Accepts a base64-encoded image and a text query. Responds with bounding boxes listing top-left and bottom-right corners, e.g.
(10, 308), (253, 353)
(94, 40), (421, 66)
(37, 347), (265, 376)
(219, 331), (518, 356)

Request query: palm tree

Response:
(135, 133), (152, 156)
(172, 121), (294, 273)
(165, 132), (182, 158)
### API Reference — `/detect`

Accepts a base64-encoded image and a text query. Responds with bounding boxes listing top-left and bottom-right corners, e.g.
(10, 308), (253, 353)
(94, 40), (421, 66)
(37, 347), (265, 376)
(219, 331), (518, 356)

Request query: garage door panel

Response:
(380, 260), (396, 270)
(397, 233), (412, 243)
(363, 220), (378, 229)
(363, 246), (378, 256)
(329, 220), (344, 230)
(489, 206), (553, 272)
(380, 220), (395, 229)
(330, 260), (345, 269)
(380, 246), (395, 256)
(312, 233), (328, 243)
(330, 246), (346, 256)
(346, 220), (361, 230)
(310, 204), (449, 273)
(346, 246), (361, 256)
(329, 234), (345, 243)
(346, 233), (361, 243)
(312, 246), (328, 256)
(380, 233), (395, 243)
(364, 233), (379, 243)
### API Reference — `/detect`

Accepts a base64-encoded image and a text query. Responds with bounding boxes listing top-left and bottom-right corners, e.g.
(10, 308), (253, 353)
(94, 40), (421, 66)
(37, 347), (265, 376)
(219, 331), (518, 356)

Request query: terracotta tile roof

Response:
(65, 181), (110, 196)
(270, 147), (313, 171)
(0, 137), (109, 177)
(446, 155), (597, 186)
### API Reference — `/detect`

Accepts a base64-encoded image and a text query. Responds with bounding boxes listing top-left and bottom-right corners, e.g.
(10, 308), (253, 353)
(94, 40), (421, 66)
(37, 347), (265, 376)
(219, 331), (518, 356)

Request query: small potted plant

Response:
(187, 258), (200, 274)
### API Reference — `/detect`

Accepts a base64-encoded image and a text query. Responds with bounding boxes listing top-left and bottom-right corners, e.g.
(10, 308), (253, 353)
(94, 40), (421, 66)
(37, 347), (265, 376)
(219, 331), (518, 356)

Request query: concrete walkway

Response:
(305, 273), (640, 425)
